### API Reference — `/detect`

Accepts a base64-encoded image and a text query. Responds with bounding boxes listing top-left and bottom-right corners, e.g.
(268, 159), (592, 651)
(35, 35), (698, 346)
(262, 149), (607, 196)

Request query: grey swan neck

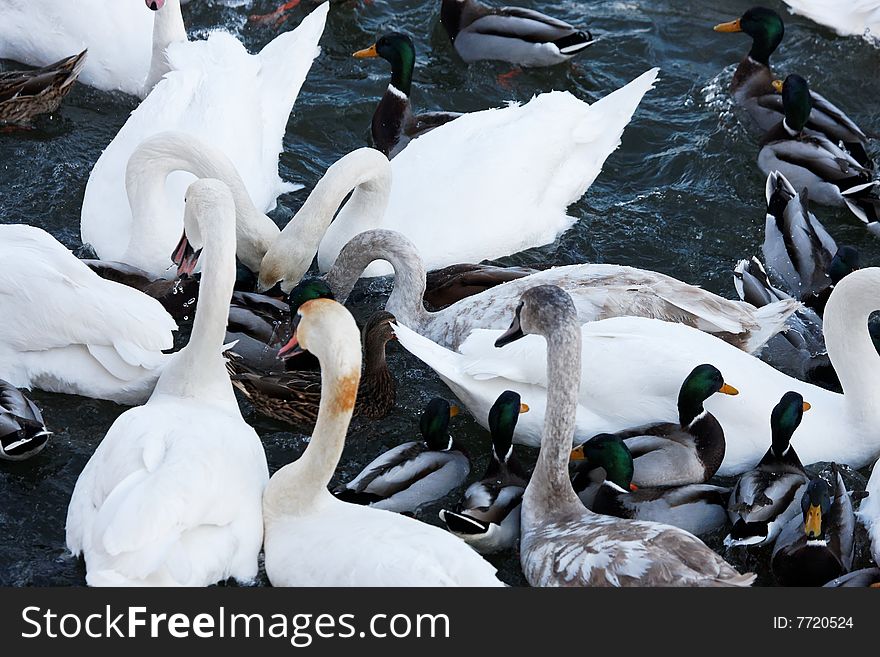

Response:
(326, 229), (432, 331)
(522, 318), (584, 525)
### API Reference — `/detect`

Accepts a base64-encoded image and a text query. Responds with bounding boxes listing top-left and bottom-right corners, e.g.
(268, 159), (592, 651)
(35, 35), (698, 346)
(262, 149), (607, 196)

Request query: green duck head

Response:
(677, 364), (739, 427)
(570, 434), (635, 492)
(488, 390), (529, 463)
(801, 478), (832, 541)
(714, 7), (784, 65)
(770, 391), (810, 457)
(286, 279), (334, 315)
(354, 33), (416, 96)
(773, 74), (812, 133)
(828, 246), (860, 285)
(420, 398), (458, 450)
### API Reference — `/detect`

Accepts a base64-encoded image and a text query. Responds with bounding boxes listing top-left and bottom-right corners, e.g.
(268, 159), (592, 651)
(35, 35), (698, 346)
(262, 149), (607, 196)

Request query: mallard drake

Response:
(570, 434), (731, 537)
(353, 33), (461, 158)
(572, 365), (738, 488)
(439, 390), (529, 553)
(227, 311), (397, 428)
(439, 0), (594, 67)
(262, 298), (502, 586)
(714, 7), (872, 167)
(771, 464), (855, 586)
(496, 285), (754, 587)
(333, 398), (469, 513)
(724, 391), (811, 546)
(0, 50), (86, 126)
(782, 0), (880, 42)
(758, 75), (880, 228)
(0, 380), (51, 461)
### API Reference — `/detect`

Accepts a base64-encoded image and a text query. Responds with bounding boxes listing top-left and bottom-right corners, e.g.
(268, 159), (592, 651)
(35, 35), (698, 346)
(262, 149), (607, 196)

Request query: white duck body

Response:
(782, 0), (880, 40)
(316, 68), (659, 277)
(0, 225), (175, 405)
(80, 2), (328, 275)
(262, 299), (503, 587)
(393, 268), (880, 476)
(66, 180), (269, 587)
(0, 0), (186, 98)
(326, 231), (797, 352)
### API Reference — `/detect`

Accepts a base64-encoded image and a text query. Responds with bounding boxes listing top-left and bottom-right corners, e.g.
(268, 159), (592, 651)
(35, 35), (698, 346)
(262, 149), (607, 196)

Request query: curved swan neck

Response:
(264, 337), (362, 515)
(524, 318), (584, 517)
(144, 0), (187, 95)
(325, 230), (431, 329)
(154, 184), (238, 404)
(823, 269), (880, 410)
(123, 133), (278, 273)
(260, 149), (391, 292)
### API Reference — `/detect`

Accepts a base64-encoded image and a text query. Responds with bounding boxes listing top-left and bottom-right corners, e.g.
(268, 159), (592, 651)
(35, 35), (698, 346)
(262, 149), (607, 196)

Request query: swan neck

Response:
(145, 0), (187, 94)
(265, 356), (361, 515)
(525, 319), (584, 517)
(326, 232), (431, 329)
(154, 205), (237, 402)
(824, 274), (880, 409)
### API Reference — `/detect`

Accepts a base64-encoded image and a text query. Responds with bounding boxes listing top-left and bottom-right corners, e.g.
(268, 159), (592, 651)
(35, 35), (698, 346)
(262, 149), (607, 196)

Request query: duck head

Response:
(772, 74), (812, 134)
(488, 390), (529, 463)
(829, 246), (860, 285)
(801, 478), (832, 542)
(677, 364), (738, 428)
(569, 434), (636, 492)
(770, 391), (810, 457)
(354, 33), (416, 96)
(714, 7), (784, 65)
(285, 278), (335, 315)
(420, 398), (459, 451)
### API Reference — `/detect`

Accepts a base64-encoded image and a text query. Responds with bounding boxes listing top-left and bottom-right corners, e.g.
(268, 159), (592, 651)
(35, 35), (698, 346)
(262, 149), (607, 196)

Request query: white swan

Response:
(0, 0), (186, 98)
(81, 2), (328, 273)
(312, 230), (798, 352)
(93, 131), (280, 277)
(505, 285), (753, 587)
(0, 225), (175, 405)
(313, 68), (659, 277)
(66, 179), (269, 587)
(262, 298), (503, 586)
(394, 267), (880, 475)
(782, 1), (880, 41)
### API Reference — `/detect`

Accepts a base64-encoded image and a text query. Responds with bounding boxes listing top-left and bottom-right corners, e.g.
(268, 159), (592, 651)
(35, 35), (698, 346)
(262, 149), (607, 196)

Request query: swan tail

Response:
(743, 299), (801, 353)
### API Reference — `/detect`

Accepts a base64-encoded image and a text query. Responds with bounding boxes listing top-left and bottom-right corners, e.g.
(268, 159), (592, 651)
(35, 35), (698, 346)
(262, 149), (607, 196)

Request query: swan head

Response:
(172, 179), (235, 278)
(278, 299), (362, 397)
(146, 0), (165, 10)
(494, 285), (577, 347)
(258, 240), (315, 295)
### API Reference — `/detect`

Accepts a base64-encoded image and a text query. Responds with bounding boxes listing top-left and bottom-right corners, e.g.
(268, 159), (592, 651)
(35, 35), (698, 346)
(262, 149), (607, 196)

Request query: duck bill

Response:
(172, 232), (202, 279)
(520, 403), (530, 413)
(713, 18), (742, 33)
(771, 79), (784, 93)
(804, 504), (823, 539)
(278, 334), (305, 360)
(353, 44), (379, 59)
(495, 316), (525, 348)
(570, 445), (586, 461)
(802, 402), (811, 412)
(719, 383), (739, 396)
(449, 405), (460, 418)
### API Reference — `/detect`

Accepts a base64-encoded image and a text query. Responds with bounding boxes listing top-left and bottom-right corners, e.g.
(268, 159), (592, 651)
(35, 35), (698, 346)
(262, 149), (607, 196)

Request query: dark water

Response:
(1, 0), (878, 586)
